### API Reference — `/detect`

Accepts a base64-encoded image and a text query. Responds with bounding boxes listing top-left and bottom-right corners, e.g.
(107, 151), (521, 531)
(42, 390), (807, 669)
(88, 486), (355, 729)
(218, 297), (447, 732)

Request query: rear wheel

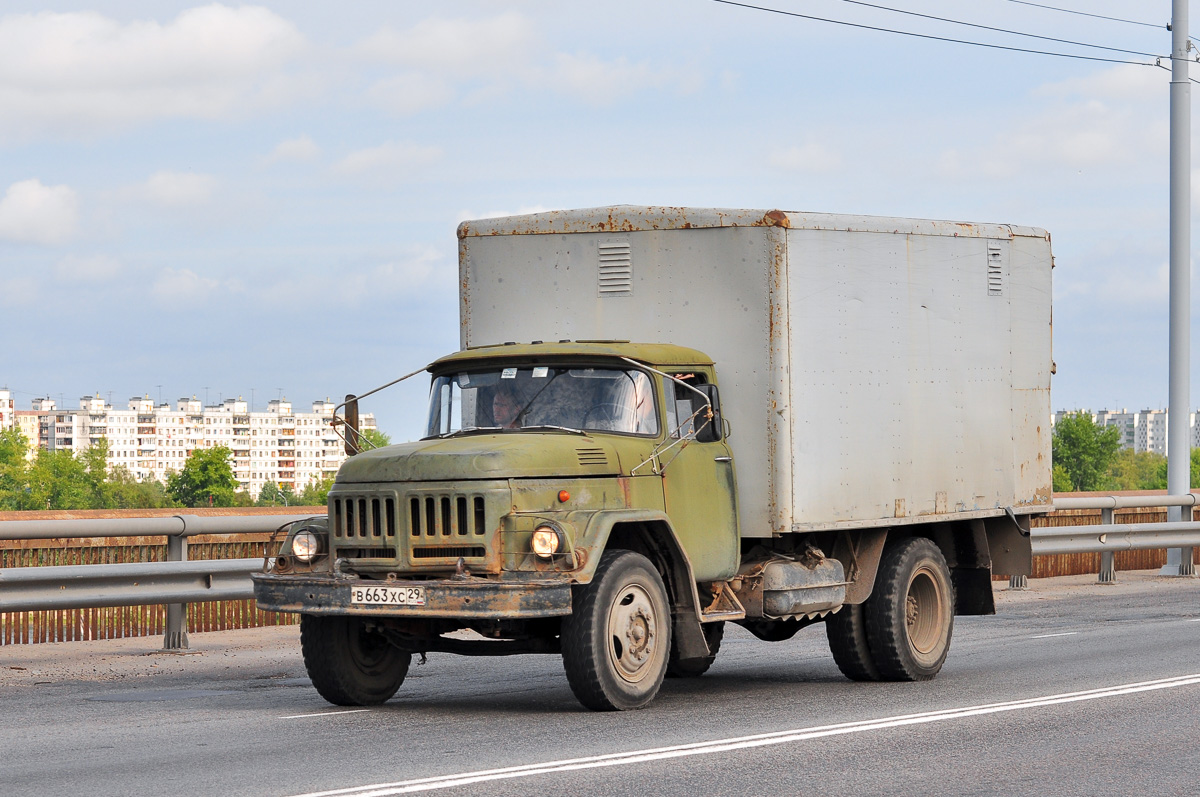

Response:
(561, 550), (671, 710)
(825, 603), (881, 681)
(864, 538), (954, 681)
(666, 621), (724, 678)
(300, 615), (411, 705)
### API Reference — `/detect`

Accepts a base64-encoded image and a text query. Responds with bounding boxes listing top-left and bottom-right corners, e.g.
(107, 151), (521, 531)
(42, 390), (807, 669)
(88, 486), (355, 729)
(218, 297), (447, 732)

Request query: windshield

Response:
(425, 366), (659, 437)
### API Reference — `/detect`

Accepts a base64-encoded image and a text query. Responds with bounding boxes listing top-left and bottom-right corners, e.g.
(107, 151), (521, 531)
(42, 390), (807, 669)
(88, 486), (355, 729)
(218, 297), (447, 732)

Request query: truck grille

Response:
(412, 546), (487, 559)
(330, 489), (493, 565)
(331, 495), (397, 542)
(409, 494), (487, 538)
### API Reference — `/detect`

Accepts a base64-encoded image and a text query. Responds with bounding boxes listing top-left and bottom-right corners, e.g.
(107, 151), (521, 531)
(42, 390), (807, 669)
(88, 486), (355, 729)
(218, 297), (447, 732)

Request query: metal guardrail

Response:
(0, 514), (311, 649)
(0, 558), (262, 612)
(1, 500), (1196, 648)
(1009, 495), (1199, 589)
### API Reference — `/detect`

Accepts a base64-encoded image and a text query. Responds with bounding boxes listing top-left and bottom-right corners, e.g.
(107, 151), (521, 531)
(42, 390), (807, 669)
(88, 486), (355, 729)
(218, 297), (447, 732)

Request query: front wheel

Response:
(864, 538), (954, 681)
(300, 615), (411, 705)
(561, 550), (672, 710)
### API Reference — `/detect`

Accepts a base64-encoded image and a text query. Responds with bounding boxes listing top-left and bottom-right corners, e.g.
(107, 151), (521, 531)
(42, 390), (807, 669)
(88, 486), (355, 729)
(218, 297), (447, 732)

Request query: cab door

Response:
(659, 374), (739, 581)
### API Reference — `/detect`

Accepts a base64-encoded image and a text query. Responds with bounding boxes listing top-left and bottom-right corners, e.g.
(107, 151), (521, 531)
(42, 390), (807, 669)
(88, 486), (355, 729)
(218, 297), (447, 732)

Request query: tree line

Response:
(0, 427), (394, 510)
(1051, 411), (1200, 492)
(5, 414), (1170, 508)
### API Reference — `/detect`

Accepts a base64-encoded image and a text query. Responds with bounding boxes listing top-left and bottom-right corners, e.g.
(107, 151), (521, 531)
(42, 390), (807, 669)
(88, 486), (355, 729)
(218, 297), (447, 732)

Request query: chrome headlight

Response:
(531, 525), (564, 558)
(291, 529), (322, 562)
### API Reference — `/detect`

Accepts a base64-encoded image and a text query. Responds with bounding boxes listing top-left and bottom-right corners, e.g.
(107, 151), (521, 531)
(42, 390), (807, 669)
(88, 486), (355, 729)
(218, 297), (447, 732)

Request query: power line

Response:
(1002, 0), (1164, 30)
(836, 0), (1162, 58)
(1153, 61), (1200, 85)
(711, 0), (1160, 66)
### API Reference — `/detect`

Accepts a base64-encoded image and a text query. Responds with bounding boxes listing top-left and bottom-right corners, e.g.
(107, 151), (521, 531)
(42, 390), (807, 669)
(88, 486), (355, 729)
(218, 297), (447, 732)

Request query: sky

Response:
(0, 0), (1193, 441)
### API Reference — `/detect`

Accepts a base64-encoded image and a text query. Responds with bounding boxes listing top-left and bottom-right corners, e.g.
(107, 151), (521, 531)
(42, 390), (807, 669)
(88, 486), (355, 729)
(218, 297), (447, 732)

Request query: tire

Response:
(300, 615), (411, 706)
(666, 621), (724, 678)
(561, 550), (672, 711)
(865, 538), (955, 681)
(825, 603), (881, 681)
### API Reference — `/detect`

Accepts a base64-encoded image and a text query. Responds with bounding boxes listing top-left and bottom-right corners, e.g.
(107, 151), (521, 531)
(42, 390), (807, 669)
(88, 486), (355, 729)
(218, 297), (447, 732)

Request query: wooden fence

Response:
(2, 502), (1198, 646)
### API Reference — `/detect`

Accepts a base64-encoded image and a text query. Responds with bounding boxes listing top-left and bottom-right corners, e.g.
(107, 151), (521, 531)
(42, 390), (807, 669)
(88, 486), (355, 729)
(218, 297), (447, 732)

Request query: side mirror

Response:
(344, 394), (360, 455)
(695, 384), (722, 443)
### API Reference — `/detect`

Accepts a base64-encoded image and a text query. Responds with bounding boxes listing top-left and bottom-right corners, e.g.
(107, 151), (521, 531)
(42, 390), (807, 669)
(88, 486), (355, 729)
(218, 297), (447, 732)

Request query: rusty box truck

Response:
(253, 206), (1052, 711)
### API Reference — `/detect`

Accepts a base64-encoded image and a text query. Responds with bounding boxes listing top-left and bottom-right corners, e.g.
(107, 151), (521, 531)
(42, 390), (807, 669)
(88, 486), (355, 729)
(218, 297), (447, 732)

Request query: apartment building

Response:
(0, 388), (12, 430)
(6, 392), (374, 499)
(1053, 408), (1193, 457)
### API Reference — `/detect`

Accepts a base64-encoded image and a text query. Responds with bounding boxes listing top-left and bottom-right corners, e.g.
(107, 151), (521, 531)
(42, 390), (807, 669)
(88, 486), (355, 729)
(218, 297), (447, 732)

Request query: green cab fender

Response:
(571, 508), (713, 660)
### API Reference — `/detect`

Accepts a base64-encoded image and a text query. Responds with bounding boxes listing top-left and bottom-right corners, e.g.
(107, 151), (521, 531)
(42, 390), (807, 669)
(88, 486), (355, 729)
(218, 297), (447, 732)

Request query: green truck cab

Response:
(254, 342), (743, 710)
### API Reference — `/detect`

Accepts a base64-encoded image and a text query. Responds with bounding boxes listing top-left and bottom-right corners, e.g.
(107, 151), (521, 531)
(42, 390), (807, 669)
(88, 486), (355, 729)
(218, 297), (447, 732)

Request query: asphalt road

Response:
(2, 570), (1198, 797)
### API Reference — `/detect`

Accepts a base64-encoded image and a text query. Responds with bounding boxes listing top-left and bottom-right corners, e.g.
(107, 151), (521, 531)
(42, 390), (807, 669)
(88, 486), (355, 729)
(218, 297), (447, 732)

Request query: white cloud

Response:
(357, 14), (700, 113)
(0, 6), (307, 140)
(769, 142), (841, 173)
(134, 171), (218, 207)
(936, 64), (1167, 182)
(55, 254), (122, 281)
(365, 73), (453, 116)
(456, 206), (554, 223)
(268, 248), (445, 306)
(0, 178), (79, 245)
(548, 52), (699, 105)
(1036, 64), (1166, 104)
(1094, 261), (1170, 306)
(356, 13), (536, 76)
(266, 134), (321, 163)
(152, 267), (219, 301)
(937, 100), (1163, 181)
(0, 275), (38, 307)
(331, 141), (443, 180)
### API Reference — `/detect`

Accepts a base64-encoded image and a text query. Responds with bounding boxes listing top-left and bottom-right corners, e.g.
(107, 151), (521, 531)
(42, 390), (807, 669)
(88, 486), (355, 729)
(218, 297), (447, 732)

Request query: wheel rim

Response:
(348, 623), (394, 673)
(606, 583), (660, 683)
(905, 565), (946, 656)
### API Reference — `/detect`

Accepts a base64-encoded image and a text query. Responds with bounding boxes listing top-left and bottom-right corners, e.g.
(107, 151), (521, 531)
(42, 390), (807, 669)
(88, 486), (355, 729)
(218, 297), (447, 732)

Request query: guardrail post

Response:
(163, 533), (189, 651)
(1008, 574), (1028, 590)
(1098, 507), (1117, 584)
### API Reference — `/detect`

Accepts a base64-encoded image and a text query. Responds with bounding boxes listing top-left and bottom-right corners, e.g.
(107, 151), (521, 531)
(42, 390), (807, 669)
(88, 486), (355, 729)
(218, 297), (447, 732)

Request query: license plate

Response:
(350, 585), (426, 606)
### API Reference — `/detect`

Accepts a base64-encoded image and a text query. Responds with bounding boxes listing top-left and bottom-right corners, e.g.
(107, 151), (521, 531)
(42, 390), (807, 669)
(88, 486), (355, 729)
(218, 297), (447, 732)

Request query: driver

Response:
(492, 384), (522, 429)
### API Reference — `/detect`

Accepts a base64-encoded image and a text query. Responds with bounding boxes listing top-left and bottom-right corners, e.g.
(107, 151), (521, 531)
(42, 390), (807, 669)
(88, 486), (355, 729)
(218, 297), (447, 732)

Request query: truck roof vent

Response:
(987, 241), (1004, 296)
(598, 240), (633, 297)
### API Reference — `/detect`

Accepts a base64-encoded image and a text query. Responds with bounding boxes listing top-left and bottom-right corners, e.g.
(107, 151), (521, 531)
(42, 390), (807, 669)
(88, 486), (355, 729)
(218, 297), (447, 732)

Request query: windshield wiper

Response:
(437, 426), (504, 438)
(519, 424), (586, 435)
(438, 424), (584, 438)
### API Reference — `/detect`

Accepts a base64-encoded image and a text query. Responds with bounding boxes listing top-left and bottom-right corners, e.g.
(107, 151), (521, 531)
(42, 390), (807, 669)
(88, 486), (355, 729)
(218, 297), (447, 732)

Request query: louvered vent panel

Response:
(577, 447), (609, 467)
(598, 241), (633, 297)
(987, 241), (1004, 296)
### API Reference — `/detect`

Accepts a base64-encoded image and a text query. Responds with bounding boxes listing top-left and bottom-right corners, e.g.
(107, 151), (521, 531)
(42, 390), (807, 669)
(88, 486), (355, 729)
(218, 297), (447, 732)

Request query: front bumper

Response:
(251, 572), (573, 619)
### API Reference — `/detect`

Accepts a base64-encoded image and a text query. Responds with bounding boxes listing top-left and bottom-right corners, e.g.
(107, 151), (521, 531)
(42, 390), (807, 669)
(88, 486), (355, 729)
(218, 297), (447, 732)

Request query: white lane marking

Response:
(288, 673), (1200, 797)
(1031, 632), (1078, 639)
(280, 709), (371, 720)
(1188, 618), (1200, 622)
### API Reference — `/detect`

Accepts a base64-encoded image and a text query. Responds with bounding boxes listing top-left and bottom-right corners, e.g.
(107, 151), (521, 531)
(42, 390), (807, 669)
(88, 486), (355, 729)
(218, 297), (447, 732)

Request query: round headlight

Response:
(531, 525), (562, 558)
(291, 529), (321, 562)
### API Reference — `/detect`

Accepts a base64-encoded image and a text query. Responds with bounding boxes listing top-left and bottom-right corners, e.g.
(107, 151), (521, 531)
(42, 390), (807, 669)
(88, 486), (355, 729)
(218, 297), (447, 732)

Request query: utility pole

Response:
(1164, 0), (1195, 576)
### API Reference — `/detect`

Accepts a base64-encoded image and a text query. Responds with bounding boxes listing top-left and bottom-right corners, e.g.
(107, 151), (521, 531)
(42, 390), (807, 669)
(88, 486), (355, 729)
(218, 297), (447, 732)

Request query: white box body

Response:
(459, 207), (1053, 538)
